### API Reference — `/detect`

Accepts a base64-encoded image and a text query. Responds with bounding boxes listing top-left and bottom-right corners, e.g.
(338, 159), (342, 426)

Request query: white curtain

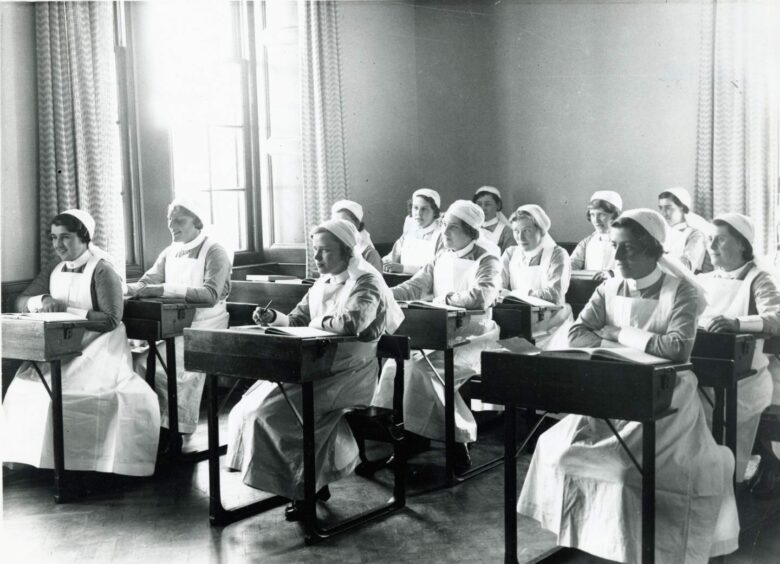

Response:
(694, 0), (780, 258)
(299, 0), (348, 276)
(36, 2), (125, 277)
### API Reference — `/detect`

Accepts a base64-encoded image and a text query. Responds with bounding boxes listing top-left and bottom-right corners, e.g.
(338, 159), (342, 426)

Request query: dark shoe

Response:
(453, 442), (471, 475)
(749, 459), (779, 498)
(284, 486), (331, 521)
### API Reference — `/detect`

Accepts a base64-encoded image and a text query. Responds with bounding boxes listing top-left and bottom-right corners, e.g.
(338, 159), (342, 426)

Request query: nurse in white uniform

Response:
(126, 197), (232, 436)
(373, 200), (501, 471)
(226, 219), (403, 520)
(472, 186), (516, 254)
(500, 204), (572, 348)
(331, 199), (383, 272)
(382, 188), (444, 274)
(3, 210), (160, 476)
(658, 187), (713, 273)
(518, 209), (738, 564)
(696, 213), (780, 483)
(569, 190), (622, 278)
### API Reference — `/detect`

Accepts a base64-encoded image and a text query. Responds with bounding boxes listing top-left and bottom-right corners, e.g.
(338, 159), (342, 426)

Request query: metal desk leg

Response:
(641, 421), (656, 564)
(302, 382), (317, 544)
(444, 348), (456, 485)
(713, 387), (725, 445)
(50, 360), (68, 503)
(165, 338), (180, 458)
(145, 340), (157, 389)
(725, 379), (738, 485)
(207, 374), (286, 526)
(505, 405), (518, 564)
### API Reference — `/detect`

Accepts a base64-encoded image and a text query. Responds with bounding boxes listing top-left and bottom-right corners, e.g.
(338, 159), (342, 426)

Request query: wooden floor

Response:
(3, 411), (780, 564)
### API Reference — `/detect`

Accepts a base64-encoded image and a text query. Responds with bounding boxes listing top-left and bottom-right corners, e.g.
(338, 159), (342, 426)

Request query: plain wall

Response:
(340, 0), (420, 245)
(492, 1), (702, 242)
(1, 2), (38, 283)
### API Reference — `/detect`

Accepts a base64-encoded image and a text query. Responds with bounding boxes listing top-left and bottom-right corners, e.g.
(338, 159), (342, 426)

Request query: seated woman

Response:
(472, 185), (516, 254)
(518, 209), (738, 563)
(373, 200), (501, 471)
(331, 199), (382, 271)
(696, 213), (778, 483)
(500, 204), (572, 348)
(227, 219), (403, 520)
(569, 190), (622, 278)
(658, 187), (713, 273)
(382, 188), (444, 274)
(126, 197), (232, 437)
(3, 210), (160, 476)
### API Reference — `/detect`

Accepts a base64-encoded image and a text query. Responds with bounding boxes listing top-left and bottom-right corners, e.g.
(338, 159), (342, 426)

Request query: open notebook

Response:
(230, 325), (337, 338)
(2, 312), (87, 322)
(546, 346), (669, 365)
(245, 274), (300, 282)
(500, 292), (557, 308)
(398, 300), (466, 312)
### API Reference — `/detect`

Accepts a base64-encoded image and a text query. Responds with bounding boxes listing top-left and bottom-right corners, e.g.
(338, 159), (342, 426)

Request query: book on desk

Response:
(230, 325), (338, 338)
(398, 300), (466, 312)
(499, 293), (558, 308)
(546, 346), (669, 365)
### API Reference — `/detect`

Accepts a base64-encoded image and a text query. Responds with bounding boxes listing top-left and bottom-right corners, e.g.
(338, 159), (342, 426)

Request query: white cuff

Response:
(617, 326), (654, 351)
(270, 312), (289, 327)
(309, 316), (326, 330)
(402, 264), (420, 274)
(737, 315), (764, 333)
(66, 307), (89, 319)
(162, 283), (188, 298)
(26, 294), (48, 312)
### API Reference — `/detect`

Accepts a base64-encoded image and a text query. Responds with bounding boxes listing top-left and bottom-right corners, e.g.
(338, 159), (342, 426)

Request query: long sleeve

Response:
(320, 274), (384, 340)
(446, 254), (501, 309)
(683, 229), (708, 272)
(15, 263), (57, 312)
(85, 261), (124, 333)
(284, 292), (312, 327)
(569, 237), (588, 271)
(392, 261), (434, 301)
(362, 246), (383, 272)
(534, 247), (571, 305)
(740, 270), (780, 335)
(182, 245), (231, 304)
(383, 236), (404, 263)
(126, 249), (167, 291)
(500, 247), (514, 289)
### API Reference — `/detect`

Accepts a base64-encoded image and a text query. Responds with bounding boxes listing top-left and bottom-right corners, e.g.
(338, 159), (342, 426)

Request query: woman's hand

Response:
(136, 284), (164, 298)
(595, 324), (620, 342)
(40, 296), (66, 312)
(706, 315), (739, 333)
(594, 270), (611, 283)
(383, 262), (403, 273)
(252, 307), (277, 326)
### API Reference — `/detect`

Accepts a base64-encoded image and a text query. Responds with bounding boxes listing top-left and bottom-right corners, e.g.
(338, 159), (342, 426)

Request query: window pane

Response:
(172, 125), (210, 190)
(265, 44), (300, 140)
(207, 63), (244, 126)
(211, 190), (247, 252)
(264, 0), (298, 30)
(210, 126), (245, 189)
(269, 153), (304, 245)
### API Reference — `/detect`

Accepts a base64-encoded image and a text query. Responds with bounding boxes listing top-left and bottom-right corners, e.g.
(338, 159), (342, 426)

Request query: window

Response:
(116, 0), (305, 271)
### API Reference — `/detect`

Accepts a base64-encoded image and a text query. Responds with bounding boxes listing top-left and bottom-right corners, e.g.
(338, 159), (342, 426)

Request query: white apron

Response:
(3, 256), (160, 476)
(135, 237), (230, 434)
(400, 236), (437, 273)
(584, 232), (615, 271)
(508, 246), (574, 350)
(480, 221), (507, 247)
(373, 250), (500, 442)
(698, 267), (773, 481)
(226, 272), (378, 499)
(518, 274), (739, 563)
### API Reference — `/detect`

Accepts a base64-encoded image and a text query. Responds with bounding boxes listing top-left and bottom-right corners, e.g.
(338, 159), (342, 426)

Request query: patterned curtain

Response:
(299, 0), (348, 276)
(36, 2), (124, 277)
(694, 1), (780, 257)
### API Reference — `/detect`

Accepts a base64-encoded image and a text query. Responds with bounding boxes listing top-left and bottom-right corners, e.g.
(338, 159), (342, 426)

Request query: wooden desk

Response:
(1, 315), (91, 502)
(228, 280), (310, 315)
(394, 307), (498, 485)
(492, 302), (562, 341)
(184, 328), (404, 543)
(382, 272), (413, 288)
(480, 351), (682, 564)
(690, 331), (756, 475)
(123, 298), (201, 457)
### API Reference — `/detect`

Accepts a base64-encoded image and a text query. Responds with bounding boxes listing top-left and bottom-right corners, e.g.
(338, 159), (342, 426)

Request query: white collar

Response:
(175, 231), (206, 253)
(520, 243), (544, 260)
(626, 266), (663, 292)
(414, 221), (439, 236)
(323, 269), (350, 284)
(673, 222), (689, 232)
(452, 241), (475, 258)
(593, 231), (611, 242)
(716, 261), (751, 280)
(483, 217), (499, 228)
(64, 249), (92, 270)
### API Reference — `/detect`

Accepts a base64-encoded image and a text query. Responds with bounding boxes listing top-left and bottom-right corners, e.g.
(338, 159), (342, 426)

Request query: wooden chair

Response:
(345, 335), (410, 486)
